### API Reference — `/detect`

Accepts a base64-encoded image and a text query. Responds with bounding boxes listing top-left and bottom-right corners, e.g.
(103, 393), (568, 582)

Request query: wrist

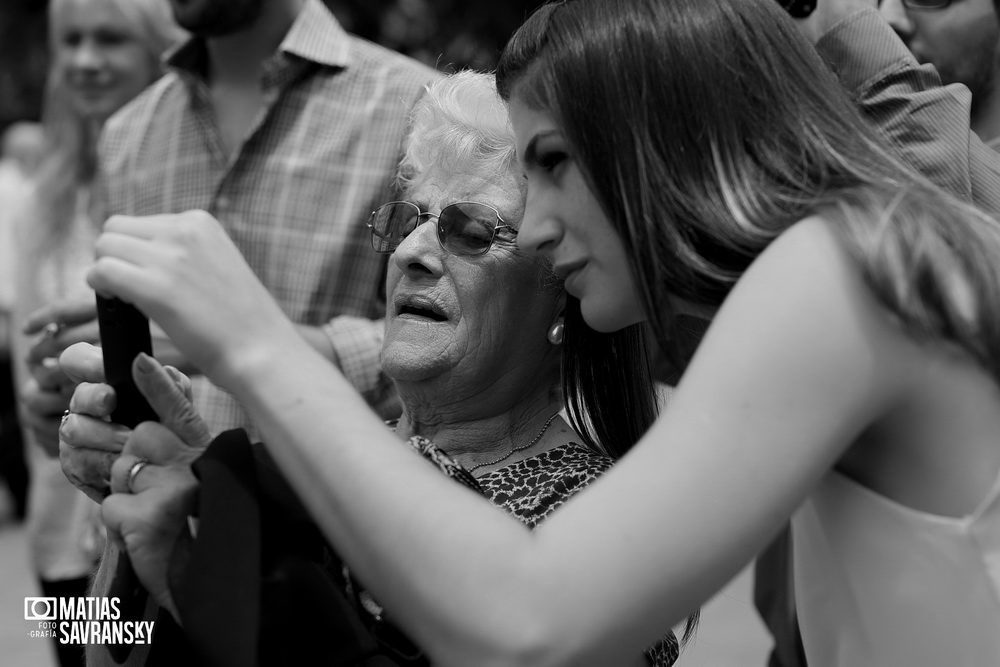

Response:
(211, 317), (302, 391)
(295, 322), (341, 368)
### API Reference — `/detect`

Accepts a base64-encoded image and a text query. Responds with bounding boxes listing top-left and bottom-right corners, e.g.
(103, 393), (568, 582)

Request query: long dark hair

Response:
(560, 299), (658, 460)
(498, 1), (1000, 643)
(498, 0), (1000, 409)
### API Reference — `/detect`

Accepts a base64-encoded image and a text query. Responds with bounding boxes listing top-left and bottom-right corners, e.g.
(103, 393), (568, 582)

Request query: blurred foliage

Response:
(0, 0), (547, 134)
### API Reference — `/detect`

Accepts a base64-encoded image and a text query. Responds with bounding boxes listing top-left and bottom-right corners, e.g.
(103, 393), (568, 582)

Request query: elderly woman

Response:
(61, 71), (684, 665)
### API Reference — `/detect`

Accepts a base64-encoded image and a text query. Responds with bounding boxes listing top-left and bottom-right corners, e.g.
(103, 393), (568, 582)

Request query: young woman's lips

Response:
(554, 261), (586, 294)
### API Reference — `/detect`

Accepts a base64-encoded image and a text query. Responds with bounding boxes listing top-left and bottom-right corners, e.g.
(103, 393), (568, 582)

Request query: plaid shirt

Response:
(96, 0), (440, 436)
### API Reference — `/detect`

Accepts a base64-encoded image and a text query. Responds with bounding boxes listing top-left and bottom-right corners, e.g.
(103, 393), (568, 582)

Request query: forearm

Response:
(228, 339), (766, 666)
(296, 323), (333, 361)
(298, 318), (399, 419)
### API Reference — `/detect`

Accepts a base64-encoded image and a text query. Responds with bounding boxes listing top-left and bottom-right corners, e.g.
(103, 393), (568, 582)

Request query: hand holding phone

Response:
(96, 295), (159, 428)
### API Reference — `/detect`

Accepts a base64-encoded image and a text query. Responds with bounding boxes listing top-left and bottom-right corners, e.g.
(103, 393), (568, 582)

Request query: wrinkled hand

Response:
(88, 211), (300, 387)
(99, 352), (214, 619)
(58, 342), (124, 500)
(20, 373), (73, 457)
(59, 343), (208, 502)
(23, 299), (99, 366)
(103, 462), (197, 621)
(791, 0), (877, 43)
(21, 301), (100, 456)
(149, 321), (198, 377)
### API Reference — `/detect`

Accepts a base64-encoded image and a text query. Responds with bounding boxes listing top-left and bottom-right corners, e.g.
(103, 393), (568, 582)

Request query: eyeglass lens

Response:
(437, 203), (502, 255)
(887, 0), (952, 9)
(369, 204), (411, 253)
(369, 202), (506, 255)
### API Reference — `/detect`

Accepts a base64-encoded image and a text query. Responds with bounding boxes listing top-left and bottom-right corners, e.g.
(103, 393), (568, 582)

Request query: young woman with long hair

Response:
(78, 1), (1000, 665)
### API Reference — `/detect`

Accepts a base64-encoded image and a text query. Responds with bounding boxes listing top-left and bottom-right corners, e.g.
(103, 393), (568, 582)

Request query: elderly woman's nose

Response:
(393, 220), (445, 274)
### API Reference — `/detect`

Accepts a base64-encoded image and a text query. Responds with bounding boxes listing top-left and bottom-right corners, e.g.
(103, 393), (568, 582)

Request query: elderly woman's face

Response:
(382, 172), (562, 388)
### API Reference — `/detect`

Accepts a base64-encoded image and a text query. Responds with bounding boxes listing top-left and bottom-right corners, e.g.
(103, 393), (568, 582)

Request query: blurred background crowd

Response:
(0, 0), (552, 529)
(0, 0), (547, 130)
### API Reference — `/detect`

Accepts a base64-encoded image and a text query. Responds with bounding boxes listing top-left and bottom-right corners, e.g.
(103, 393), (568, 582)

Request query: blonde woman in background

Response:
(8, 1), (183, 664)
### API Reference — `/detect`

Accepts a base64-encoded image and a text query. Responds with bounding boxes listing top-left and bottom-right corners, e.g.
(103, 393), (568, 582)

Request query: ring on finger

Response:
(41, 322), (65, 340)
(125, 458), (150, 495)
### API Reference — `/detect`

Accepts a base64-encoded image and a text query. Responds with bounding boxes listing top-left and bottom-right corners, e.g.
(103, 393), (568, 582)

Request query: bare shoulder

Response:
(721, 213), (880, 332)
(691, 213), (915, 423)
(733, 213), (896, 335)
(751, 214), (851, 280)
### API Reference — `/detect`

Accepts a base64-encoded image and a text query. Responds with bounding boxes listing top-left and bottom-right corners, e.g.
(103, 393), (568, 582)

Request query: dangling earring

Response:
(547, 320), (564, 345)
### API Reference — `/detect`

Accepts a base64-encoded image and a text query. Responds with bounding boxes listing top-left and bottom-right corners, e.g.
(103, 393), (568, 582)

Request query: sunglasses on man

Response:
(779, 0), (953, 17)
(883, 0), (955, 9)
(368, 201), (517, 256)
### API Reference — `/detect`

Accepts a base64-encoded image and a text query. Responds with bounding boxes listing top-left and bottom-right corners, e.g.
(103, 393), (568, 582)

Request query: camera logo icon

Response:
(24, 597), (57, 621)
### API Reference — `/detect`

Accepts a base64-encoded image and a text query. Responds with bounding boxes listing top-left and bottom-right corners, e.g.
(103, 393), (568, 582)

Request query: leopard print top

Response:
(476, 441), (614, 528)
(480, 442), (680, 666)
(343, 438), (680, 666)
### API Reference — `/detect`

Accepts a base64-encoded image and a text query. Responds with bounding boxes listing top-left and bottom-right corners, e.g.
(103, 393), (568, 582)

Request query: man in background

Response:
(880, 0), (1000, 147)
(27, 0), (440, 457)
(33, 0), (438, 662)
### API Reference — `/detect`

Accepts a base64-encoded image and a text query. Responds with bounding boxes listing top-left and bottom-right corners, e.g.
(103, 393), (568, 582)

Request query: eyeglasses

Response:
(884, 0), (953, 10)
(367, 201), (517, 256)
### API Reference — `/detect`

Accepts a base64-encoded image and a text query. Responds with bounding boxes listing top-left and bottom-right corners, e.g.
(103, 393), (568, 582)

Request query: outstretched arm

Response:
(86, 210), (907, 665)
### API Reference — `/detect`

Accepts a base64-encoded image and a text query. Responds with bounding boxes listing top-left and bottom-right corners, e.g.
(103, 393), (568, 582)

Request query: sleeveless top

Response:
(791, 469), (1000, 667)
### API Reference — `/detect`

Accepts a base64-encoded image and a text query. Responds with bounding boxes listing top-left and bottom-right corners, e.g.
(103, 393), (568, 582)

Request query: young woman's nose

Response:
(516, 192), (563, 258)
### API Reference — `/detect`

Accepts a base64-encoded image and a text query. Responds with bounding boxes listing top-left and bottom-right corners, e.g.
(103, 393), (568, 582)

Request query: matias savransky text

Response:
(25, 596), (155, 645)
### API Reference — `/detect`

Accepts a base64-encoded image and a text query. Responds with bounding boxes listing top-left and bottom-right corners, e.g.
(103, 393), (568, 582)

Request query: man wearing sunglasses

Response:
(880, 0), (1000, 147)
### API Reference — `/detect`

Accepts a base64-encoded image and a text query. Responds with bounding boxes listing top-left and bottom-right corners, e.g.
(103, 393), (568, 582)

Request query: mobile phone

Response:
(95, 295), (159, 427)
(778, 0), (816, 18)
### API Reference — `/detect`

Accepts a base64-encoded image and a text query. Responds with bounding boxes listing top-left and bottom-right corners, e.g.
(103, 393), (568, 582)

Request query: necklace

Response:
(467, 412), (561, 473)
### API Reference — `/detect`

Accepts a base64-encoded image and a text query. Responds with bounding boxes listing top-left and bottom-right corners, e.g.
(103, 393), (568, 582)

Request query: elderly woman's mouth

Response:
(395, 296), (449, 322)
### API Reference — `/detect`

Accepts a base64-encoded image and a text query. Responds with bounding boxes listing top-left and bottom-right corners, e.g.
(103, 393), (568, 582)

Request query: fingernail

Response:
(134, 352), (154, 374)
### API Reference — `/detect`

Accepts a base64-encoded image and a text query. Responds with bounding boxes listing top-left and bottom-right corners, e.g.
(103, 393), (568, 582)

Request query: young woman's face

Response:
(510, 96), (645, 332)
(52, 0), (157, 123)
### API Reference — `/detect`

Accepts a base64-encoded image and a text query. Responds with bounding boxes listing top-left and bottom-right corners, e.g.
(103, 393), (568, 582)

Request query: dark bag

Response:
(139, 429), (399, 667)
